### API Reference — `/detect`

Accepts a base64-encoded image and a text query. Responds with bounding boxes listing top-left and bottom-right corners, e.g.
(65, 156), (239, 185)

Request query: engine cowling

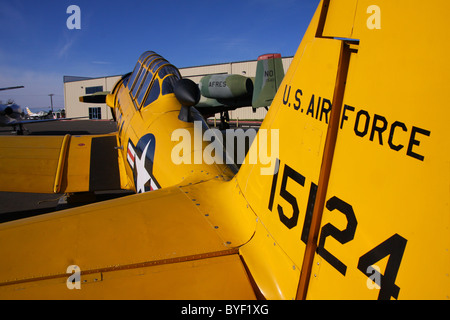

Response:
(0, 103), (22, 117)
(199, 74), (253, 100)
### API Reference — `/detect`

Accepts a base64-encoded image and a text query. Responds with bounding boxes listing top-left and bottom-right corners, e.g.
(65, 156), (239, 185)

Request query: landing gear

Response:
(219, 111), (230, 130)
(12, 124), (27, 135)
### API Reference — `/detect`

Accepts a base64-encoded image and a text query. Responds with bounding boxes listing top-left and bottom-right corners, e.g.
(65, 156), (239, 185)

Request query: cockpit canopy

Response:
(125, 51), (182, 109)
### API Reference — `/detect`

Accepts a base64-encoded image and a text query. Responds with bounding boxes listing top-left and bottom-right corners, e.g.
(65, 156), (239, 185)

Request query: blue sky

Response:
(0, 0), (320, 110)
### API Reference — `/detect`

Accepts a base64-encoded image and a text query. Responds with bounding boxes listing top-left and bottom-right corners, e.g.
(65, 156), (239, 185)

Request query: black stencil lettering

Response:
(357, 234), (407, 300)
(277, 164), (305, 229)
(268, 158), (280, 211)
(388, 121), (407, 151)
(320, 98), (332, 124)
(301, 182), (318, 244)
(294, 89), (302, 110)
(283, 86), (291, 105)
(340, 104), (355, 129)
(407, 126), (431, 161)
(306, 95), (315, 118)
(317, 197), (358, 276)
(369, 114), (388, 145)
(354, 110), (370, 137)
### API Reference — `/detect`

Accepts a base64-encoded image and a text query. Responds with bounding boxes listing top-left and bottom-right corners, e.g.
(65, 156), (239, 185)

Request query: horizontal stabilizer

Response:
(0, 86), (24, 92)
(9, 116), (88, 126)
(79, 91), (110, 104)
(0, 133), (129, 193)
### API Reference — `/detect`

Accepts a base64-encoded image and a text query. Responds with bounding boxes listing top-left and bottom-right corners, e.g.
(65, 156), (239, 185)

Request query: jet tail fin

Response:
(251, 53), (285, 108)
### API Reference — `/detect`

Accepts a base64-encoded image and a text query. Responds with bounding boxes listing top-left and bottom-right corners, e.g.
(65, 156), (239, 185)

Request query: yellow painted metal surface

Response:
(53, 135), (71, 193)
(179, 177), (257, 248)
(304, 0), (450, 300)
(0, 133), (129, 194)
(236, 3), (343, 299)
(114, 89), (235, 194)
(145, 100), (235, 189)
(237, 0), (449, 299)
(60, 133), (130, 193)
(1, 254), (255, 300)
(0, 184), (255, 299)
(239, 220), (300, 300)
(321, 0), (358, 38)
(0, 135), (66, 193)
(59, 135), (92, 192)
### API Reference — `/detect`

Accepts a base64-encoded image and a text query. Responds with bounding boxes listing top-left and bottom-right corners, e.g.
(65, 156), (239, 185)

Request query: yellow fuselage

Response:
(107, 53), (234, 193)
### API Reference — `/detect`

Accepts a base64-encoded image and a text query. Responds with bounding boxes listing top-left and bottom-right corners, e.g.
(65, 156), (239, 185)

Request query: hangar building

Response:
(64, 56), (293, 121)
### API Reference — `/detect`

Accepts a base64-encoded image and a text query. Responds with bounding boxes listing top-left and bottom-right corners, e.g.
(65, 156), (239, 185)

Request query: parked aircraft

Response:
(25, 107), (48, 119)
(195, 53), (285, 127)
(0, 86), (84, 134)
(0, 0), (448, 300)
(0, 86), (25, 130)
(79, 54), (284, 129)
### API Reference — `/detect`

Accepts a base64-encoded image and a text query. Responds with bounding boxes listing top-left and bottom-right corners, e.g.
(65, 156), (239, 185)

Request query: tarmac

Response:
(0, 120), (124, 223)
(0, 119), (118, 136)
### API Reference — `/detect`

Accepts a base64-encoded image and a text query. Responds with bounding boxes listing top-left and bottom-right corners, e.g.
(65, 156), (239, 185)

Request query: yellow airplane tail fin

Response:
(236, 0), (450, 299)
(25, 107), (33, 117)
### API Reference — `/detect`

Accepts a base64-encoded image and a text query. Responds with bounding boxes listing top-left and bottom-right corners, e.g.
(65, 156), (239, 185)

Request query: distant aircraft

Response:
(25, 107), (48, 119)
(0, 86), (85, 134)
(0, 0), (448, 300)
(0, 86), (25, 123)
(0, 86), (28, 133)
(0, 102), (85, 134)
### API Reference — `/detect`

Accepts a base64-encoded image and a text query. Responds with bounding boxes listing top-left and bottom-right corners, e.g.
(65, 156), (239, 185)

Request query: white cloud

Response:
(57, 35), (77, 59)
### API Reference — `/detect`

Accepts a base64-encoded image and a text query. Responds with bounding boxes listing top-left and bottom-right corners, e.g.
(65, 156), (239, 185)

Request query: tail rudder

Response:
(251, 53), (285, 109)
(237, 0), (449, 300)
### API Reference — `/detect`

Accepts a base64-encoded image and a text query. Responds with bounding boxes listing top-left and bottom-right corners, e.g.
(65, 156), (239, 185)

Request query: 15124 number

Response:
(268, 158), (407, 300)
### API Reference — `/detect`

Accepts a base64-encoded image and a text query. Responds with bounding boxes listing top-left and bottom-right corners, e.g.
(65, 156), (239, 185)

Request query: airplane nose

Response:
(174, 78), (201, 123)
(174, 78), (201, 107)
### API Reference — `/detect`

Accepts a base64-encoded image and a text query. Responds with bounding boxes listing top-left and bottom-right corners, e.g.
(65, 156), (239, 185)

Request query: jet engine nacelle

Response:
(0, 103), (23, 117)
(199, 74), (253, 100)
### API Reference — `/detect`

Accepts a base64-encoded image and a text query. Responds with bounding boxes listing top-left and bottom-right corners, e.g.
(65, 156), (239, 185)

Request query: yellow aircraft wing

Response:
(0, 179), (257, 299)
(0, 133), (131, 194)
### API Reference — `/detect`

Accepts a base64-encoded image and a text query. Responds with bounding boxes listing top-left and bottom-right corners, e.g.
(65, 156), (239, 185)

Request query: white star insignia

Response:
(134, 140), (152, 193)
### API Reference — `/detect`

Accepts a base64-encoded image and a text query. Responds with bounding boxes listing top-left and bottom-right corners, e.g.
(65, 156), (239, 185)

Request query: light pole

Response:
(49, 94), (54, 112)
